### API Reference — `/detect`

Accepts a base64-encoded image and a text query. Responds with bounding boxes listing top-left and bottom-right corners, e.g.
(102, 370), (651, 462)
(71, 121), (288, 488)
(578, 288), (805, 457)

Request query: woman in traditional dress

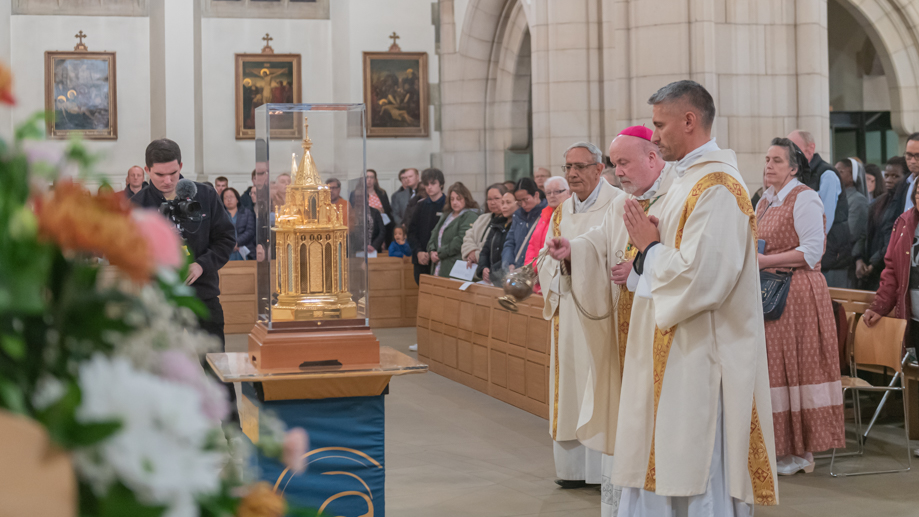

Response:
(756, 137), (845, 475)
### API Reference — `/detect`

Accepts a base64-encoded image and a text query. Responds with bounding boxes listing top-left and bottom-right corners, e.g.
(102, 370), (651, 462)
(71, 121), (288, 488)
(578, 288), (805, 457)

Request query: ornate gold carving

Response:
(272, 118), (356, 321)
(748, 400), (777, 505)
(550, 205), (563, 441)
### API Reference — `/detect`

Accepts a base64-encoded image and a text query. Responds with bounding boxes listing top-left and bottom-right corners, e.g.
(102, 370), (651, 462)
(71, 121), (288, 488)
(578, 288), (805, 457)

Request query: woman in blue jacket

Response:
(222, 187), (256, 260)
(501, 177), (547, 270)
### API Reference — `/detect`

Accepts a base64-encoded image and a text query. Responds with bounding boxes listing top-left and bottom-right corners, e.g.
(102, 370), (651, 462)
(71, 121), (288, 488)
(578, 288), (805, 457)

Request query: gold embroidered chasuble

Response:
(537, 181), (623, 449)
(566, 165), (676, 456)
(610, 150), (778, 506)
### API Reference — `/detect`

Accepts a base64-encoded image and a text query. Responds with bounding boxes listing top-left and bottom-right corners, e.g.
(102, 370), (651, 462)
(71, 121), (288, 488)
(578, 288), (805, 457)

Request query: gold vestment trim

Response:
(748, 399), (777, 505)
(550, 205), (563, 441)
(643, 172), (759, 493)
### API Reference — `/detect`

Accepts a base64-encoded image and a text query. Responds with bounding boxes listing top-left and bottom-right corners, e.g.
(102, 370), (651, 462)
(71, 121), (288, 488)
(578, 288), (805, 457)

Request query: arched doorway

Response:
(829, 0), (919, 163)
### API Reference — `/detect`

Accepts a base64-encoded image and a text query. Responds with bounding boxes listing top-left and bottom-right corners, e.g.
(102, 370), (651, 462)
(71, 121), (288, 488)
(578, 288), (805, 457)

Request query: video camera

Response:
(159, 178), (202, 231)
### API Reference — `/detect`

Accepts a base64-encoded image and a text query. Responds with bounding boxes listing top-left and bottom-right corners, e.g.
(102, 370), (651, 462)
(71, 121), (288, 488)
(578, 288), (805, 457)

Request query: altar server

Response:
(617, 80), (778, 515)
(537, 141), (623, 489)
(548, 126), (674, 516)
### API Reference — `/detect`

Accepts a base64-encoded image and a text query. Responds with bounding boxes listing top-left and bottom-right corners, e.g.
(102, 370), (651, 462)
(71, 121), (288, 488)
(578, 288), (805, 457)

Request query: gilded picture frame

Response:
(44, 51), (117, 140)
(235, 53), (302, 139)
(362, 51), (428, 138)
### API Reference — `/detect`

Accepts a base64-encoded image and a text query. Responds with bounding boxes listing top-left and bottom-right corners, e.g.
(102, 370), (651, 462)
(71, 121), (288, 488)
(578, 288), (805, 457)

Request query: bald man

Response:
(123, 165), (147, 199)
(534, 167), (552, 191)
(787, 129), (851, 287)
(549, 127), (673, 516)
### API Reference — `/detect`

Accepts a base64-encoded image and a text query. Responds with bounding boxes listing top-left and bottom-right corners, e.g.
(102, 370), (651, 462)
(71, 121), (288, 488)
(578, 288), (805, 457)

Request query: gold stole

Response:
(616, 198), (650, 379)
(550, 205), (563, 440)
(642, 173), (775, 506)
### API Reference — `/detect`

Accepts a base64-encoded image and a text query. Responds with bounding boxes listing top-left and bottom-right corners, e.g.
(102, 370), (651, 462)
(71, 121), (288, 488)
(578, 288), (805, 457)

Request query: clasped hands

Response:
(622, 199), (660, 253)
(546, 198), (659, 285)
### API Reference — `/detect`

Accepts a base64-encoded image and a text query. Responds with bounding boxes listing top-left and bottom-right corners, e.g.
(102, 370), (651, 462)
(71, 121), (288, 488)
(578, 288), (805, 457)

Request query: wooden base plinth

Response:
(248, 321), (380, 370)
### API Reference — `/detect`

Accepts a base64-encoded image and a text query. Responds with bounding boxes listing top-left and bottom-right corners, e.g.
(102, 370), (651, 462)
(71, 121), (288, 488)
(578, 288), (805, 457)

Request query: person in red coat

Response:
(524, 176), (571, 293)
(863, 180), (919, 355)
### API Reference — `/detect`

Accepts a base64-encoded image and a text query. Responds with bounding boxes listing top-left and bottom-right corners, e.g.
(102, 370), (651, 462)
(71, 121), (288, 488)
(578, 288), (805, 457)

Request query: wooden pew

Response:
(368, 256), (418, 328)
(218, 261), (259, 334)
(415, 275), (551, 419)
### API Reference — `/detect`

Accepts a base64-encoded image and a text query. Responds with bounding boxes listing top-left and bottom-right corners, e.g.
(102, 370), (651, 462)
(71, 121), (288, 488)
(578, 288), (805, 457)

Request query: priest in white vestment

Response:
(617, 80), (778, 516)
(548, 126), (674, 516)
(537, 141), (623, 488)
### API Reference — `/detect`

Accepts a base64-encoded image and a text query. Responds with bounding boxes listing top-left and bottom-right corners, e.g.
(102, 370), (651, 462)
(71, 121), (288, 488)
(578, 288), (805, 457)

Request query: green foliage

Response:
(79, 481), (168, 517)
(0, 111), (319, 517)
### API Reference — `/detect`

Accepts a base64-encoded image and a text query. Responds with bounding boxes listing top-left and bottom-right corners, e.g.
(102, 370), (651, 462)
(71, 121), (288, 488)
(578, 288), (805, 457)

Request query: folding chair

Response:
(816, 312), (863, 461)
(830, 316), (912, 476)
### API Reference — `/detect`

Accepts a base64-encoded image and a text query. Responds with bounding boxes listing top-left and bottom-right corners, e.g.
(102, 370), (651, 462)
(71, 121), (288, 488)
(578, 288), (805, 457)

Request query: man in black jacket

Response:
(788, 129), (852, 287)
(131, 139), (236, 343)
(407, 168), (446, 284)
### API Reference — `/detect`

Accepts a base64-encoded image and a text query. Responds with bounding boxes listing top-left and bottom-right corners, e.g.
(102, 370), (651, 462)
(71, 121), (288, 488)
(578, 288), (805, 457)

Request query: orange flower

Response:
(35, 180), (153, 282)
(0, 61), (14, 105)
(236, 482), (287, 517)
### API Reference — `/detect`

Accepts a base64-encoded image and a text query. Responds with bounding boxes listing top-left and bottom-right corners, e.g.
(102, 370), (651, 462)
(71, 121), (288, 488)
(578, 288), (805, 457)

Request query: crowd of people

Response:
(115, 82), (919, 516)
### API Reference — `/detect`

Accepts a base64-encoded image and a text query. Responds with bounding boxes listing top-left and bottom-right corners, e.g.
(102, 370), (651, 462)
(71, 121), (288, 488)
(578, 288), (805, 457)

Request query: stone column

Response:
(150, 0), (204, 177)
(795, 0), (831, 156)
(530, 0), (606, 174)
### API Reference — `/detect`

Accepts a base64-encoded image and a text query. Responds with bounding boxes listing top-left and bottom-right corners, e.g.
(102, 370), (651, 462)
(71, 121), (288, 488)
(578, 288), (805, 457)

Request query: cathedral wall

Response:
(440, 0), (919, 198)
(7, 13), (152, 183)
(0, 0), (441, 196)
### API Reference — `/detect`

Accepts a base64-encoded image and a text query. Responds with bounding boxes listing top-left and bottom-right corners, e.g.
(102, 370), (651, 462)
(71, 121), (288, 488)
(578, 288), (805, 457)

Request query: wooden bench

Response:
(368, 256), (418, 328)
(415, 275), (551, 419)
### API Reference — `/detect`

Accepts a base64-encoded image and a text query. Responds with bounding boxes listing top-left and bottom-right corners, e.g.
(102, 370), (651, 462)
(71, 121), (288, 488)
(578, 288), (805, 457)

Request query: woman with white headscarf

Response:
(836, 158), (869, 288)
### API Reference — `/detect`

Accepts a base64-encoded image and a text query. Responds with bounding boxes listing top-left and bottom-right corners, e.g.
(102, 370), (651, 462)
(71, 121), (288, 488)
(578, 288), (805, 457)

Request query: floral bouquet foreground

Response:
(0, 62), (314, 517)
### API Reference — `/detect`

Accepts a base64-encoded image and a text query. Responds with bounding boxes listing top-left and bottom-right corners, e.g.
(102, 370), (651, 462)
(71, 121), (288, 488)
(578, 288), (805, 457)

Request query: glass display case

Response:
(251, 104), (378, 370)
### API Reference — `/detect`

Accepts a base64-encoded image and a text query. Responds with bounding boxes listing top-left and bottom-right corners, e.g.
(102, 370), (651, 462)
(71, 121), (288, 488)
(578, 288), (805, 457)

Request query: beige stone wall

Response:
(439, 0), (919, 196)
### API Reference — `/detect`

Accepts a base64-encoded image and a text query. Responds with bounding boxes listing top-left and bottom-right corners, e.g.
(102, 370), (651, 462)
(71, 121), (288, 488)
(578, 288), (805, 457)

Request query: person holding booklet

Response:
(426, 182), (479, 278)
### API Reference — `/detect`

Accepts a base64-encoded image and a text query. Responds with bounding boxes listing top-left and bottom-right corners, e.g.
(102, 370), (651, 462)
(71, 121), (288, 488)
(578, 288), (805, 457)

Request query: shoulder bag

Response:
(761, 269), (793, 321)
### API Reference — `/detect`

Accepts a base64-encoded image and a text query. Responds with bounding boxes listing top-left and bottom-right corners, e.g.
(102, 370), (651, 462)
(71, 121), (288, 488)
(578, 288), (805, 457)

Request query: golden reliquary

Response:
(272, 118), (357, 321)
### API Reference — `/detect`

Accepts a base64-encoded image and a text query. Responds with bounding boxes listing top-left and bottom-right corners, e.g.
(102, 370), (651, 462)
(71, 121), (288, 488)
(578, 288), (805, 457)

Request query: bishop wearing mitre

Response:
(548, 126), (674, 517)
(613, 80), (778, 515)
(537, 142), (623, 489)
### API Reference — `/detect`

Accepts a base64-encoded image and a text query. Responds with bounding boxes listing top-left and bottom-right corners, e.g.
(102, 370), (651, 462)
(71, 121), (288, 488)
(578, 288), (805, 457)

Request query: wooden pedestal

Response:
(247, 321), (380, 370)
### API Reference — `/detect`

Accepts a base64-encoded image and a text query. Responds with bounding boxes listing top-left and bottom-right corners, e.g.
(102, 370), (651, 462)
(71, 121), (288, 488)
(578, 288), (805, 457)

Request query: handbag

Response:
(760, 269), (793, 321)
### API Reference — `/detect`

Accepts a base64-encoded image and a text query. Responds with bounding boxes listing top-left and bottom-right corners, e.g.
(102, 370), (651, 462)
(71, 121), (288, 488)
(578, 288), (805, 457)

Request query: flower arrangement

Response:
(0, 62), (313, 517)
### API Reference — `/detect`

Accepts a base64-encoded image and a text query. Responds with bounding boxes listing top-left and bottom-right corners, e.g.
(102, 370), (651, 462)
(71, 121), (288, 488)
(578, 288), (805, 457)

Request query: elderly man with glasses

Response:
(535, 141), (624, 492)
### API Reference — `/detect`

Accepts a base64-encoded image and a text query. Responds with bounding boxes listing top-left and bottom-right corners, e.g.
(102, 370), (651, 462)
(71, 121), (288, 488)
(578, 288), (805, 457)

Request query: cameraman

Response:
(132, 139), (236, 343)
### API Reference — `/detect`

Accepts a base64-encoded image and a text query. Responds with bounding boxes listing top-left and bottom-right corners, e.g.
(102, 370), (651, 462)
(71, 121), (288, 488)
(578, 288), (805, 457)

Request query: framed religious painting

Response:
(362, 51), (428, 138)
(44, 50), (117, 140)
(235, 53), (302, 139)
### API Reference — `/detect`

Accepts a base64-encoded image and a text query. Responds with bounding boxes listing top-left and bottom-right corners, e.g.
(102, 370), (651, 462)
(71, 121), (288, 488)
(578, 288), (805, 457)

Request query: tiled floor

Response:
(226, 328), (919, 516)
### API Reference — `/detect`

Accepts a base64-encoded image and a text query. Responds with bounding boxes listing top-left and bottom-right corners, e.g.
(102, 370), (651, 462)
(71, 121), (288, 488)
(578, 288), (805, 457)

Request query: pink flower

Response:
(133, 209), (183, 270)
(158, 350), (230, 421)
(282, 428), (308, 474)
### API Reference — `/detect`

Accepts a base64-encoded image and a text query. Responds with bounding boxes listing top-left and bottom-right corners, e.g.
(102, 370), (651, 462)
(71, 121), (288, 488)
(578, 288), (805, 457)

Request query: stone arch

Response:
(837, 0), (919, 135)
(441, 0), (534, 191)
(484, 1), (533, 183)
